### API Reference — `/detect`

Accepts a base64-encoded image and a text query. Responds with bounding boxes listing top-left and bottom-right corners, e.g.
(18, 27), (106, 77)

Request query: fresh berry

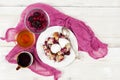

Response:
(64, 51), (70, 55)
(28, 16), (34, 22)
(33, 12), (40, 17)
(31, 20), (41, 29)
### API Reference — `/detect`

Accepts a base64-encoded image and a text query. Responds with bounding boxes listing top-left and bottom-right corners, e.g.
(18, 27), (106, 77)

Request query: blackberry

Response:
(28, 16), (34, 22)
(64, 51), (70, 55)
(33, 12), (40, 17)
(31, 20), (41, 29)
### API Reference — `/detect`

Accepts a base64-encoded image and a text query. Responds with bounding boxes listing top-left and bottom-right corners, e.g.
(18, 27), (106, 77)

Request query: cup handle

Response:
(16, 65), (21, 70)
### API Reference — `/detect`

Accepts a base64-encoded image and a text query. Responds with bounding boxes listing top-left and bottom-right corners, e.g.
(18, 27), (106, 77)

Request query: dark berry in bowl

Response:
(33, 12), (40, 17)
(31, 20), (41, 29)
(25, 9), (49, 33)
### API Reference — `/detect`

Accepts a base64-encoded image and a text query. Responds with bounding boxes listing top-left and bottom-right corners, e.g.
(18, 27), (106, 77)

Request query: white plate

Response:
(36, 26), (78, 68)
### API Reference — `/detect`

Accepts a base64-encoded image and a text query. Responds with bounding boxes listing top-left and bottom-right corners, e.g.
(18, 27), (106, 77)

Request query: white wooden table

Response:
(0, 0), (120, 80)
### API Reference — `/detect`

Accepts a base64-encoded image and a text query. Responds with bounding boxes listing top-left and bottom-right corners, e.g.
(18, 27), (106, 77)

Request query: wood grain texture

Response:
(0, 47), (120, 80)
(0, 6), (120, 47)
(0, 0), (120, 7)
(0, 1), (120, 80)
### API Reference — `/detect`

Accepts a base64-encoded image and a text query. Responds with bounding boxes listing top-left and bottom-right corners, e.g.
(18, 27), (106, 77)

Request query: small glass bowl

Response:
(16, 30), (35, 48)
(24, 8), (50, 34)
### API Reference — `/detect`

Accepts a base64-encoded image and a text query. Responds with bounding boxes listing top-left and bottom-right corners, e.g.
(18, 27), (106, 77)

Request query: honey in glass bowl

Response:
(25, 9), (49, 34)
(16, 30), (35, 48)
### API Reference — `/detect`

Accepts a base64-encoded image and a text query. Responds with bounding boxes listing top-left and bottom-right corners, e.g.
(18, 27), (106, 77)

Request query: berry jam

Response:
(17, 52), (32, 67)
(25, 9), (49, 33)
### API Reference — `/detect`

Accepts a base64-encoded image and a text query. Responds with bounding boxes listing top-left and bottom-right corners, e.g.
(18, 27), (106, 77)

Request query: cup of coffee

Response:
(16, 51), (33, 70)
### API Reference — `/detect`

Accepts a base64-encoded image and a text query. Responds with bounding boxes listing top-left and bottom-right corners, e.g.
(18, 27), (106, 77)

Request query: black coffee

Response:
(17, 52), (31, 67)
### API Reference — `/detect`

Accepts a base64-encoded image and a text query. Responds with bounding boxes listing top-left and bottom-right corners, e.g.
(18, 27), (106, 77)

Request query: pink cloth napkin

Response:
(0, 3), (108, 80)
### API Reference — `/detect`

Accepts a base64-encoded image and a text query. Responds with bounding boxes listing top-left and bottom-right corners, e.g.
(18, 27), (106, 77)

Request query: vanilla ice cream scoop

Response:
(51, 44), (61, 53)
(59, 38), (70, 48)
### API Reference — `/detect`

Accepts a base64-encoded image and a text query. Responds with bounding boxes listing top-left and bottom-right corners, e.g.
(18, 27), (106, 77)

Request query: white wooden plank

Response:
(0, 47), (120, 63)
(0, 47), (120, 80)
(0, 0), (120, 7)
(0, 1), (120, 80)
(0, 7), (120, 47)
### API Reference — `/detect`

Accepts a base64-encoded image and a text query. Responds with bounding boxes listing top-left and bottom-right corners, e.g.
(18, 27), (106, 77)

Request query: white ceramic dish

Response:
(36, 26), (78, 68)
